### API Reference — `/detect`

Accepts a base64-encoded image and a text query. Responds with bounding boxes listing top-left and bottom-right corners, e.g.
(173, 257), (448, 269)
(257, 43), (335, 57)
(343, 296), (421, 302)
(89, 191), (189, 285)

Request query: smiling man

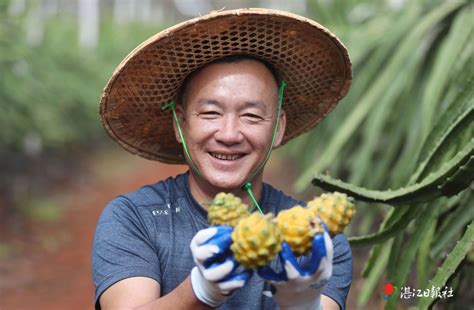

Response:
(93, 8), (352, 310)
(176, 57), (284, 203)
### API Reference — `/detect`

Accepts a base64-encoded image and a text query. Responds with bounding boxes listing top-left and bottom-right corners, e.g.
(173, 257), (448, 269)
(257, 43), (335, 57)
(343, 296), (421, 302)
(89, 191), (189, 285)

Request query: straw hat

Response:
(100, 8), (352, 164)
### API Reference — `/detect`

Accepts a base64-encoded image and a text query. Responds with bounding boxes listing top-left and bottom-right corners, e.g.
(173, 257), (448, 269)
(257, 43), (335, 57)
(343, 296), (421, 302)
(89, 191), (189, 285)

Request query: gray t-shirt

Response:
(92, 172), (352, 309)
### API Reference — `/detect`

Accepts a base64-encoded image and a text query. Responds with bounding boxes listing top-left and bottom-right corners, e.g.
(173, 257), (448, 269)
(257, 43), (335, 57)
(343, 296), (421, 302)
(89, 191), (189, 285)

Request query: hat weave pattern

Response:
(100, 9), (352, 163)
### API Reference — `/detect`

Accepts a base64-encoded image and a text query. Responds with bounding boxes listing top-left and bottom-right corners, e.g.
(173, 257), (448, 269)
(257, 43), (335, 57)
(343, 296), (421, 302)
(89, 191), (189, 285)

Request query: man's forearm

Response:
(134, 276), (210, 310)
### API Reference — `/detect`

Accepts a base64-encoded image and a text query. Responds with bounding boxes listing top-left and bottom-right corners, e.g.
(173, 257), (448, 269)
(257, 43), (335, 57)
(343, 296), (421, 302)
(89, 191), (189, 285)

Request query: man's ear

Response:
(273, 109), (286, 148)
(172, 104), (186, 143)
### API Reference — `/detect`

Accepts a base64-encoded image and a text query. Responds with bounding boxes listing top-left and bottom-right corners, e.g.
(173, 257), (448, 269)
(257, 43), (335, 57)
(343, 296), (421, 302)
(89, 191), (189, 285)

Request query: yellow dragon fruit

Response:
(231, 212), (282, 269)
(206, 192), (250, 227)
(276, 205), (323, 255)
(307, 192), (356, 236)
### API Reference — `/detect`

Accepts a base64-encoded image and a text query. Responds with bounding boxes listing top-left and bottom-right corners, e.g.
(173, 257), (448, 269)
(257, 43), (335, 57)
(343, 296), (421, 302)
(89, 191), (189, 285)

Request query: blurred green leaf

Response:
(417, 221), (474, 309)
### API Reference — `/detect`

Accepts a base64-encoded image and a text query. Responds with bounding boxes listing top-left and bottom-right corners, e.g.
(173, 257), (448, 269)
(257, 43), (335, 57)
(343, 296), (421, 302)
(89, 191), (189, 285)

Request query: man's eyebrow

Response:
(197, 98), (221, 106)
(243, 100), (266, 109)
(196, 98), (267, 110)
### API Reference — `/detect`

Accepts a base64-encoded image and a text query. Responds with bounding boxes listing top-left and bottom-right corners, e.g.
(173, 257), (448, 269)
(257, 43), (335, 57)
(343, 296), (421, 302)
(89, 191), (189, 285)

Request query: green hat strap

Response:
(244, 80), (286, 214)
(162, 80), (287, 215)
(161, 101), (202, 178)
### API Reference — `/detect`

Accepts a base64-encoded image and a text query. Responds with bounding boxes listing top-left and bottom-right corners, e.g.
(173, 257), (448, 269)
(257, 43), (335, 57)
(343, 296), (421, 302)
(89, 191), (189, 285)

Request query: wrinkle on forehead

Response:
(180, 59), (279, 110)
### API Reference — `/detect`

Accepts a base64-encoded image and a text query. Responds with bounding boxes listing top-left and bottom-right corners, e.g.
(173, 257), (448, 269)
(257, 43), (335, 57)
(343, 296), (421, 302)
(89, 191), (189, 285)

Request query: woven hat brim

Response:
(100, 8), (352, 164)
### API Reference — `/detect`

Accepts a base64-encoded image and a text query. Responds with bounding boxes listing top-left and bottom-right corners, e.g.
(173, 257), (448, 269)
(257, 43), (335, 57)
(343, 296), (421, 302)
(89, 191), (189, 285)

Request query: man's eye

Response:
(199, 111), (220, 118)
(242, 114), (264, 122)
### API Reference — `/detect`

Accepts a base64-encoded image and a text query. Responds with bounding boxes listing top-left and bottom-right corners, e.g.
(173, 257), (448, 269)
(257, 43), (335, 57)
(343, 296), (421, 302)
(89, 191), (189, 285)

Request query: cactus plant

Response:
(286, 2), (473, 308)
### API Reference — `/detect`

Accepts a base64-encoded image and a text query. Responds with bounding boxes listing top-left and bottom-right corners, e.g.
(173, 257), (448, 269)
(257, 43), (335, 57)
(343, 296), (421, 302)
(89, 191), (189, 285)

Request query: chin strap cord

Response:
(245, 80), (286, 214)
(163, 80), (286, 215)
(162, 101), (201, 178)
(243, 182), (263, 214)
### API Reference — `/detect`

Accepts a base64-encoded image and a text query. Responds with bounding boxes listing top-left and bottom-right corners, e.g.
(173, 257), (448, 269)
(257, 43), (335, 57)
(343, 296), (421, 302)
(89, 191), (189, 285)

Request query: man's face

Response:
(175, 60), (286, 190)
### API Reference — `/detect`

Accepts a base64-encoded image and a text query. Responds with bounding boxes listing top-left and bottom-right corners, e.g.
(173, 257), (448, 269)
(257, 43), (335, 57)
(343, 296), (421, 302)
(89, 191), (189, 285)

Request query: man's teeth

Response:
(211, 153), (243, 160)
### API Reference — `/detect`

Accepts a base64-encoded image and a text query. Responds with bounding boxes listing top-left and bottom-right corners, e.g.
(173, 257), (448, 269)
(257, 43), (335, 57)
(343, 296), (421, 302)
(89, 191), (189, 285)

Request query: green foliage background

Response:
(281, 1), (473, 309)
(0, 1), (161, 215)
(0, 2), (160, 150)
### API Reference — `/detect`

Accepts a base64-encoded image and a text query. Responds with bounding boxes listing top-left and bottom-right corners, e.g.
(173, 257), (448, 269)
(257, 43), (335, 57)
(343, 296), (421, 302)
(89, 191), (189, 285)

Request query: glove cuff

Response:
(190, 266), (228, 308)
(274, 288), (322, 310)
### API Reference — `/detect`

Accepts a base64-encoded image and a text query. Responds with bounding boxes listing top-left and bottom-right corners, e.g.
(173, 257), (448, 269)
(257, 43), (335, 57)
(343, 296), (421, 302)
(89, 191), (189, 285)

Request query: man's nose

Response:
(214, 116), (244, 145)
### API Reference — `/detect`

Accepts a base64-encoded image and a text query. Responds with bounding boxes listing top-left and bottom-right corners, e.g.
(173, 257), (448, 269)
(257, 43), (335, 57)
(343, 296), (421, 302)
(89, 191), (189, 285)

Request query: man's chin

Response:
(209, 180), (244, 191)
(205, 174), (247, 191)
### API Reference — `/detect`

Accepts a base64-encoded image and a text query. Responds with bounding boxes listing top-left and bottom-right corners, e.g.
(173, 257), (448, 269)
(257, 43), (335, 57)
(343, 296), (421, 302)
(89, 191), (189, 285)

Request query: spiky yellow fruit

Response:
(206, 193), (250, 227)
(307, 192), (356, 235)
(276, 205), (323, 255)
(231, 212), (282, 269)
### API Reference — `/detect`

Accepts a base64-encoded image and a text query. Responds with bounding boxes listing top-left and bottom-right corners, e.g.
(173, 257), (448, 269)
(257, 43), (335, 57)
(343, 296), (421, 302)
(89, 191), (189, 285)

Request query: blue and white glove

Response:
(190, 226), (253, 307)
(258, 226), (334, 310)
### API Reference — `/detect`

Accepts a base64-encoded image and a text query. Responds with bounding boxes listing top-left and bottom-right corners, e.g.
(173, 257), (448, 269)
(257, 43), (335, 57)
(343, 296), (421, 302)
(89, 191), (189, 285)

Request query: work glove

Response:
(258, 226), (334, 310)
(190, 226), (253, 307)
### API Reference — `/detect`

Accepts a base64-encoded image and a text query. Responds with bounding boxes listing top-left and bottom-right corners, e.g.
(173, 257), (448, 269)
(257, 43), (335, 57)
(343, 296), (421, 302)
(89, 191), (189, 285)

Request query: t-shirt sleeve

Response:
(92, 196), (160, 309)
(322, 233), (352, 310)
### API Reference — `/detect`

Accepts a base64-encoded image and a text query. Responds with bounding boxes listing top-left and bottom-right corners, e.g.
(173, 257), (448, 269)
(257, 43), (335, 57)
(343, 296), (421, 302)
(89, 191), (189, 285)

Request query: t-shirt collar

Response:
(181, 171), (270, 220)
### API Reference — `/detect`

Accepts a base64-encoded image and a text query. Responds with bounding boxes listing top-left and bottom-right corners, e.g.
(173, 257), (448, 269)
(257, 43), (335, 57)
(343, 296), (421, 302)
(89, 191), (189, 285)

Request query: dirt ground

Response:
(0, 150), (383, 309)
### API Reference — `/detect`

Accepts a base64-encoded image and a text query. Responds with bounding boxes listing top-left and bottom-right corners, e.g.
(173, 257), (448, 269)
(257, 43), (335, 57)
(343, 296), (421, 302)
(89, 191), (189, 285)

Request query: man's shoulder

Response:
(118, 172), (188, 206)
(101, 173), (187, 215)
(262, 183), (304, 212)
(97, 172), (188, 226)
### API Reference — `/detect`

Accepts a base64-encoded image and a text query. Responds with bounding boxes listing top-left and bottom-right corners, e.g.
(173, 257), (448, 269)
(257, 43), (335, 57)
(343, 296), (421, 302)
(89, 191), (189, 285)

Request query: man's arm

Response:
(321, 295), (341, 310)
(100, 226), (251, 309)
(100, 278), (341, 310)
(100, 276), (210, 310)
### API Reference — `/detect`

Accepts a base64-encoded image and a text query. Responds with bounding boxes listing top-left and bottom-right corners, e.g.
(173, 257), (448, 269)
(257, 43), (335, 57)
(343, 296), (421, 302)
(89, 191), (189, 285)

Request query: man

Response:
(93, 8), (352, 310)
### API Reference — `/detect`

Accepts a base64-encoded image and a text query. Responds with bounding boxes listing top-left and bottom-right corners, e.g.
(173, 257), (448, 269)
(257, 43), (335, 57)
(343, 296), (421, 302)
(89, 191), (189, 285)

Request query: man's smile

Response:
(209, 152), (246, 161)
